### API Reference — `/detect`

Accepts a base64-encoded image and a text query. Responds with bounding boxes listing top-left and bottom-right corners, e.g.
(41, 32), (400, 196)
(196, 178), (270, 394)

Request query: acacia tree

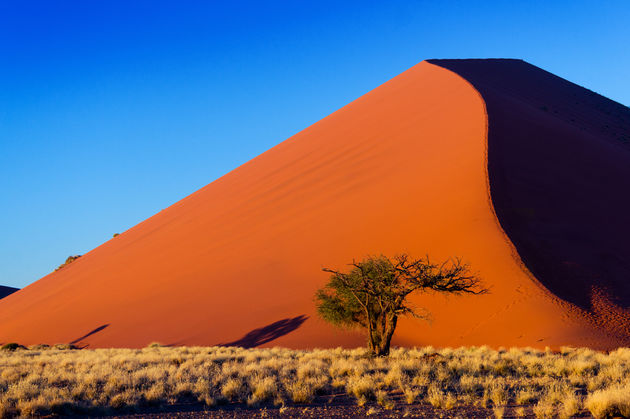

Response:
(315, 254), (487, 356)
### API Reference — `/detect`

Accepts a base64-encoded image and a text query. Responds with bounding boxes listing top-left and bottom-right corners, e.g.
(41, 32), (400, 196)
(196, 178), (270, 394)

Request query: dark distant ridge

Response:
(0, 286), (19, 300)
(430, 59), (630, 314)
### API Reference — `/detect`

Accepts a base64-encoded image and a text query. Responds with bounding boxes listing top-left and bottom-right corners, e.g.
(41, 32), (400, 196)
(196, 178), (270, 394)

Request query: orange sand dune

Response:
(0, 60), (628, 349)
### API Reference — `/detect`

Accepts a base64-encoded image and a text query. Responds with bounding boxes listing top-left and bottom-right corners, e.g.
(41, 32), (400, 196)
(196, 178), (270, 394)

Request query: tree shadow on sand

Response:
(219, 315), (308, 348)
(70, 324), (110, 347)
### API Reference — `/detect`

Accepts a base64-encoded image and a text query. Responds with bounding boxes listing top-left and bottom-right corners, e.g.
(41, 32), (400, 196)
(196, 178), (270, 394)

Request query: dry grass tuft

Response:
(585, 383), (630, 418)
(285, 381), (316, 403)
(533, 399), (556, 419)
(559, 393), (581, 419)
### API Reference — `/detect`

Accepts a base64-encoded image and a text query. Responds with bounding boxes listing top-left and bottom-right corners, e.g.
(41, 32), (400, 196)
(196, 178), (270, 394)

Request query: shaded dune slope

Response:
(430, 59), (630, 338)
(0, 60), (627, 349)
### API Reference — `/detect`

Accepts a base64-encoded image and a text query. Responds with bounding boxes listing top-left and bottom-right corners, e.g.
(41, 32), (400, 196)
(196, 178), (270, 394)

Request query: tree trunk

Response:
(367, 315), (383, 356)
(367, 334), (375, 353)
(366, 309), (400, 357)
(366, 319), (383, 356)
(373, 315), (398, 356)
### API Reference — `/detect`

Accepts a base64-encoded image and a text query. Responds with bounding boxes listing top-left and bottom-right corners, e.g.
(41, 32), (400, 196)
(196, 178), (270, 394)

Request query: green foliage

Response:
(315, 257), (391, 329)
(315, 254), (486, 356)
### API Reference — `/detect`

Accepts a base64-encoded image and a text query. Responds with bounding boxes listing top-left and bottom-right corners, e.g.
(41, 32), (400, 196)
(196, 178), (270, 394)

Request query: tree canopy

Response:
(315, 254), (487, 356)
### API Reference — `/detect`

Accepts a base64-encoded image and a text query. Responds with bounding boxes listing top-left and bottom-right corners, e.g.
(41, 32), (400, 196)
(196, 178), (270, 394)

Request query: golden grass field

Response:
(0, 344), (629, 418)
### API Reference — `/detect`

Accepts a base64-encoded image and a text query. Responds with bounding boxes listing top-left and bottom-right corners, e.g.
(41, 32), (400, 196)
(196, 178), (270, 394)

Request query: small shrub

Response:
(221, 378), (243, 401)
(376, 390), (394, 409)
(346, 376), (375, 401)
(585, 384), (630, 418)
(1, 343), (26, 351)
(533, 399), (556, 419)
(559, 393), (581, 419)
(143, 383), (167, 404)
(55, 255), (81, 271)
(515, 406), (527, 417)
(285, 381), (315, 403)
(427, 386), (445, 408)
(490, 383), (509, 406)
(403, 387), (420, 404)
(493, 406), (505, 419)
(444, 393), (457, 410)
(427, 386), (456, 410)
(146, 342), (165, 348)
(248, 376), (277, 405)
(52, 343), (78, 350)
(28, 344), (51, 351)
(516, 388), (537, 405)
(366, 406), (380, 416)
(199, 395), (215, 406)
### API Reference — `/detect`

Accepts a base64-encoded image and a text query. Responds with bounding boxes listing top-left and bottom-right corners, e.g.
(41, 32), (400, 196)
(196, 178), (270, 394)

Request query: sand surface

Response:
(0, 60), (627, 349)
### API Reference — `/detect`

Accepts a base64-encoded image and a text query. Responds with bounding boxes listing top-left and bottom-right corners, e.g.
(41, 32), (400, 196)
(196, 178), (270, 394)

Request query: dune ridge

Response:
(0, 59), (628, 349)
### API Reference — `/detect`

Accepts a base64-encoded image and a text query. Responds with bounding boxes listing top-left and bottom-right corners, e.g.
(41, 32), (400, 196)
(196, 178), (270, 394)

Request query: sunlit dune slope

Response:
(0, 60), (627, 349)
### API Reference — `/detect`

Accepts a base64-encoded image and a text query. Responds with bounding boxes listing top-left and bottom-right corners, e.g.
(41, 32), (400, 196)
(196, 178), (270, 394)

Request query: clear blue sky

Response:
(1, 1), (629, 289)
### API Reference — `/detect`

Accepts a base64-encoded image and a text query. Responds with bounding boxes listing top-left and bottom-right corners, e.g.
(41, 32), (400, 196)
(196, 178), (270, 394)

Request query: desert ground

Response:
(1, 344), (629, 418)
